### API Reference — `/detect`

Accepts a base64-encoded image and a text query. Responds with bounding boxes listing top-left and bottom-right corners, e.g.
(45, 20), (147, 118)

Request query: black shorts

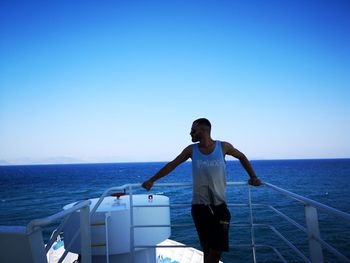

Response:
(191, 203), (231, 252)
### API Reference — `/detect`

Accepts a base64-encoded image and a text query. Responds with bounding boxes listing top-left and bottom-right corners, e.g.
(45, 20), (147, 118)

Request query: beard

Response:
(191, 136), (199, 142)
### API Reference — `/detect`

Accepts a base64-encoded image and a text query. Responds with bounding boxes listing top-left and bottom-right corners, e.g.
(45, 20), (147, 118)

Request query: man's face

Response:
(190, 123), (202, 142)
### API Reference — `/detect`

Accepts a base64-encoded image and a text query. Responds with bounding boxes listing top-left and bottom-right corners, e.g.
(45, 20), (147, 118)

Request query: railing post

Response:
(80, 204), (91, 263)
(304, 205), (324, 263)
(248, 186), (257, 263)
(129, 185), (135, 263)
(105, 212), (111, 263)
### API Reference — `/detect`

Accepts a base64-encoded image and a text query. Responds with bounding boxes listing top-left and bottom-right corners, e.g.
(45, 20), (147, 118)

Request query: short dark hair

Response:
(193, 118), (211, 132)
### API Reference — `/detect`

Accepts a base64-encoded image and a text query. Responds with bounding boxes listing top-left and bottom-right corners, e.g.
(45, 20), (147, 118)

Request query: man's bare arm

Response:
(142, 145), (192, 190)
(222, 142), (261, 186)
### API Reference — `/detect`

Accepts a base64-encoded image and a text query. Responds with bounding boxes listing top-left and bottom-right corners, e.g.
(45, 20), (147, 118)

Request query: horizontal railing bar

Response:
(100, 181), (248, 197)
(27, 200), (91, 233)
(266, 205), (350, 262)
(269, 205), (308, 233)
(269, 225), (311, 263)
(99, 182), (350, 220)
(154, 182), (247, 187)
(264, 182), (350, 222)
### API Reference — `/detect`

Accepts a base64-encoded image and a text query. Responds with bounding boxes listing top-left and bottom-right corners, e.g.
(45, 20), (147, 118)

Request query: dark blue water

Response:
(1, 159), (349, 262)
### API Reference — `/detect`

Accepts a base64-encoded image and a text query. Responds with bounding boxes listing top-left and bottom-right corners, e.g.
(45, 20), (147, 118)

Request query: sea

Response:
(0, 159), (349, 263)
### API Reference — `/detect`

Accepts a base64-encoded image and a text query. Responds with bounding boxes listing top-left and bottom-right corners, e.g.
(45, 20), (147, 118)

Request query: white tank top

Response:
(191, 141), (227, 205)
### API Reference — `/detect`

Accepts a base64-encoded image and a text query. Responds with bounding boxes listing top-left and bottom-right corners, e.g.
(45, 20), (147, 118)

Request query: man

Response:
(142, 118), (261, 263)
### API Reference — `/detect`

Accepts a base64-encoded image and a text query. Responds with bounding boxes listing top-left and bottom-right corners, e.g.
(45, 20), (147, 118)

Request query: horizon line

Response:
(1, 157), (350, 166)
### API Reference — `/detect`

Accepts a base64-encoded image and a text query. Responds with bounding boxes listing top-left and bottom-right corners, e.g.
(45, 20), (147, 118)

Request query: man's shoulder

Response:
(178, 144), (193, 160)
(219, 140), (230, 146)
(182, 144), (194, 153)
(220, 141), (234, 152)
(186, 144), (195, 150)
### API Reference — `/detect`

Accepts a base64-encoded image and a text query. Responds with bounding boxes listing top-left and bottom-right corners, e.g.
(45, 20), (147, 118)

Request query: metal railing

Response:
(31, 181), (350, 263)
(27, 199), (92, 263)
(89, 181), (350, 263)
(263, 182), (350, 263)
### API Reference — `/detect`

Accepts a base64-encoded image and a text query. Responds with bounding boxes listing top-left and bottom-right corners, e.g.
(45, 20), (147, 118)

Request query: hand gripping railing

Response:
(27, 199), (92, 263)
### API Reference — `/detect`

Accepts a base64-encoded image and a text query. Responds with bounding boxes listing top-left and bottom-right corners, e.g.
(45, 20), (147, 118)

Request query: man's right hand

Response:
(248, 177), (261, 186)
(142, 180), (153, 191)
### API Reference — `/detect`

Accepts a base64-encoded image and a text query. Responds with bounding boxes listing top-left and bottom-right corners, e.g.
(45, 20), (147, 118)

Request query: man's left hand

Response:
(248, 177), (261, 186)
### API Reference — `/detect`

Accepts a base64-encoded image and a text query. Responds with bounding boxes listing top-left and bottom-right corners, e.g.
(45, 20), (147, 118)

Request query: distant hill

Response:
(0, 157), (86, 165)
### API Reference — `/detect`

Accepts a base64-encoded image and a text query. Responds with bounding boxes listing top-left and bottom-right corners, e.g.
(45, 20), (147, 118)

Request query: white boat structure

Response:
(0, 182), (349, 263)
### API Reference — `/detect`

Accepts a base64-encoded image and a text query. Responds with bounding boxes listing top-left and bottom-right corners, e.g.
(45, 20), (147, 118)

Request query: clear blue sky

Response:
(1, 0), (349, 164)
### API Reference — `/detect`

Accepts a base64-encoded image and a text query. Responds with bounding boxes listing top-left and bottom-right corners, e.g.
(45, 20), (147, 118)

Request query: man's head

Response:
(190, 118), (211, 142)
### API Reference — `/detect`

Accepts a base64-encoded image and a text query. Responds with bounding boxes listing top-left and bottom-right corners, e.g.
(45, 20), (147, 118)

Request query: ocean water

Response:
(1, 159), (349, 262)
